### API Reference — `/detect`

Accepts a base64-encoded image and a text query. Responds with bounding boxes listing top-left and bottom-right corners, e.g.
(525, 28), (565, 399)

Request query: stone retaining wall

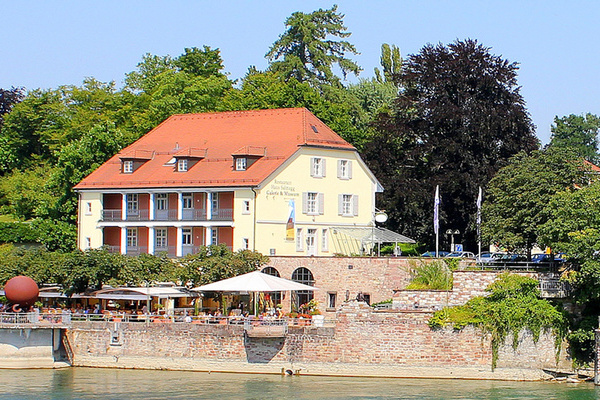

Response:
(393, 270), (554, 310)
(65, 301), (569, 380)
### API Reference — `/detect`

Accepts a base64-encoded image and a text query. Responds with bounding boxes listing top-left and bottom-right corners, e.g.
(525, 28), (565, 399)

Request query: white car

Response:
(445, 251), (476, 258)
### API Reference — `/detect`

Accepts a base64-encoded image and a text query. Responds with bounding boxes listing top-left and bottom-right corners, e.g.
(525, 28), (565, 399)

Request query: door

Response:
(306, 229), (317, 256)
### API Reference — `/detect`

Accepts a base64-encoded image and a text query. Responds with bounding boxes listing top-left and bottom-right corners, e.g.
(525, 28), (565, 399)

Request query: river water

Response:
(0, 368), (598, 400)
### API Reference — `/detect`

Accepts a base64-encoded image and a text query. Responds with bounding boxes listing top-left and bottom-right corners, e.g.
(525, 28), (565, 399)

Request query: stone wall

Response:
(393, 270), (555, 310)
(267, 256), (412, 313)
(65, 301), (568, 380)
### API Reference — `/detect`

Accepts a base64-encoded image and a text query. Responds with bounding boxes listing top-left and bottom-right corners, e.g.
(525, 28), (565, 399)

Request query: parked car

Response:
(421, 251), (450, 258)
(477, 252), (503, 264)
(445, 251), (476, 258)
(532, 253), (566, 263)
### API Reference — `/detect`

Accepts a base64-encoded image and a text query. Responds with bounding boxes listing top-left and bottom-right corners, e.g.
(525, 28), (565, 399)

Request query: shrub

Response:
(405, 259), (453, 290)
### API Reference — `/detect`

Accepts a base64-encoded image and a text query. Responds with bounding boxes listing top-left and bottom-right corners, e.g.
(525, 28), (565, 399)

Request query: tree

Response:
(175, 46), (227, 78)
(0, 87), (24, 127)
(266, 5), (361, 87)
(548, 113), (600, 164)
(482, 148), (589, 256)
(364, 39), (539, 250)
(374, 44), (402, 85)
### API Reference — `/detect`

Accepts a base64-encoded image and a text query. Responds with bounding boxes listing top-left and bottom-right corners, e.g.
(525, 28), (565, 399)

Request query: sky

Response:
(3, 1), (599, 144)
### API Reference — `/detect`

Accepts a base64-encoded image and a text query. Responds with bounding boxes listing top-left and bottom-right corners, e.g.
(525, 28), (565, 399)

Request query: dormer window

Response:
(177, 159), (188, 172)
(123, 160), (134, 174)
(236, 157), (247, 171)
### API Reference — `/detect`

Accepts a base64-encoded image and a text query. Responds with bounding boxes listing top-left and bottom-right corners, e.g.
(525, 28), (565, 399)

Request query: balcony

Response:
(101, 208), (233, 222)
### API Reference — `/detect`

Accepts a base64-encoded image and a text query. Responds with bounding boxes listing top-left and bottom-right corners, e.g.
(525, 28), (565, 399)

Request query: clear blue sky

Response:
(3, 0), (599, 144)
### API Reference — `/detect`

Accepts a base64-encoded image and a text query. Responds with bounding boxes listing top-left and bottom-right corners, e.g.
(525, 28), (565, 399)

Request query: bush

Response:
(405, 259), (453, 290)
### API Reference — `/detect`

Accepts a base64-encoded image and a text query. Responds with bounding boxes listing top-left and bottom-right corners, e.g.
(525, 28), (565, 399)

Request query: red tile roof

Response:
(75, 108), (355, 190)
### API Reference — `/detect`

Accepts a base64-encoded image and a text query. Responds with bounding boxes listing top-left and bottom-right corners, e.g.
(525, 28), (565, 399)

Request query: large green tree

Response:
(365, 39), (539, 250)
(482, 148), (589, 256)
(548, 113), (600, 164)
(266, 5), (361, 87)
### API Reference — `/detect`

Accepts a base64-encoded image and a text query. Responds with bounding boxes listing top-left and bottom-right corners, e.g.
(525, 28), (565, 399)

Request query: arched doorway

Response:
(291, 267), (314, 311)
(261, 267), (282, 308)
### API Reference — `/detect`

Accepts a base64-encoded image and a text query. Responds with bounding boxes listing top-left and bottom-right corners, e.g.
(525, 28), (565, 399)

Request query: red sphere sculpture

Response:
(4, 276), (39, 307)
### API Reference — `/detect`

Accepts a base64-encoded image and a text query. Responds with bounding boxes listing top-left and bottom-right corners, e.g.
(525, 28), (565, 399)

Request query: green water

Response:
(0, 368), (598, 400)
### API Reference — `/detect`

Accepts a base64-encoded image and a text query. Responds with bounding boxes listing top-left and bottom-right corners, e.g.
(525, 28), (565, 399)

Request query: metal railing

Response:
(101, 208), (233, 222)
(0, 311), (72, 327)
(475, 261), (562, 271)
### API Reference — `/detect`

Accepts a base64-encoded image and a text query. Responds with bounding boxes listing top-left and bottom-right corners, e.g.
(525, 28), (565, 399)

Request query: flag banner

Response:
(286, 199), (295, 240)
(434, 185), (440, 234)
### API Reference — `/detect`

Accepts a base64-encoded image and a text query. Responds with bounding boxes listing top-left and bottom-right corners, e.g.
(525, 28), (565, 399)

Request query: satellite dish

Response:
(375, 212), (388, 223)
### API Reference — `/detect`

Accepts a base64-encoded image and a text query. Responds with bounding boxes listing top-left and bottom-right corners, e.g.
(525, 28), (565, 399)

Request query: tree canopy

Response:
(548, 113), (600, 164)
(365, 39), (539, 250)
(266, 5), (361, 87)
(482, 148), (589, 255)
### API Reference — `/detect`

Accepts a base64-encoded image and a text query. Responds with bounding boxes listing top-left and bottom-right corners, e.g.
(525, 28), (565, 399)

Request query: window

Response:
(177, 159), (188, 172)
(310, 157), (326, 178)
(126, 228), (138, 247)
(303, 192), (324, 215)
(242, 238), (249, 250)
(235, 157), (247, 171)
(242, 200), (251, 215)
(338, 159), (352, 180)
(338, 194), (359, 216)
(123, 160), (133, 174)
(182, 228), (192, 245)
(85, 202), (92, 215)
(182, 193), (193, 209)
(211, 228), (218, 245)
(307, 192), (318, 214)
(296, 228), (303, 252)
(261, 267), (280, 277)
(291, 267), (315, 310)
(321, 228), (329, 252)
(342, 194), (352, 215)
(327, 292), (337, 309)
(155, 228), (167, 248)
(156, 193), (168, 210)
(211, 193), (219, 211)
(84, 237), (91, 250)
(127, 194), (139, 214)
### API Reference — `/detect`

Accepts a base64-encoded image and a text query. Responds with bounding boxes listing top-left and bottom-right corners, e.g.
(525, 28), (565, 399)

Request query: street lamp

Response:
(445, 229), (460, 252)
(372, 210), (388, 257)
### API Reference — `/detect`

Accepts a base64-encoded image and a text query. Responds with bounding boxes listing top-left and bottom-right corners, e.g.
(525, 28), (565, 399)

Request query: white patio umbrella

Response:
(191, 270), (317, 315)
(191, 270), (318, 292)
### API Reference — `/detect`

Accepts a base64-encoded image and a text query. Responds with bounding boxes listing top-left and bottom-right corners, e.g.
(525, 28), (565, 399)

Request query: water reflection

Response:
(0, 368), (598, 400)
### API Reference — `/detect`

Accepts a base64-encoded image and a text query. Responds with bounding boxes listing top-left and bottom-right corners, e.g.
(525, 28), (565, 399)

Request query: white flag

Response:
(434, 185), (440, 234)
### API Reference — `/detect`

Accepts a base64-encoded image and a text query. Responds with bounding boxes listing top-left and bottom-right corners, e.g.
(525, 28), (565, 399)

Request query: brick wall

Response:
(65, 301), (567, 378)
(393, 270), (555, 310)
(267, 256), (412, 314)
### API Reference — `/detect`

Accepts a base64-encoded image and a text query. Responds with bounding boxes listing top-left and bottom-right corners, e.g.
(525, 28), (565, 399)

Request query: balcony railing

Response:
(101, 208), (233, 222)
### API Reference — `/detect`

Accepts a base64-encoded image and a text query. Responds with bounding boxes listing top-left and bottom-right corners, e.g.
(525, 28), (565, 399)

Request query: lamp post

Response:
(445, 229), (460, 252)
(372, 210), (388, 257)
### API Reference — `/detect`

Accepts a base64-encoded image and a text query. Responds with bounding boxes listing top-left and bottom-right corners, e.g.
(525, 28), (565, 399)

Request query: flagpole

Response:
(434, 185), (440, 257)
(477, 186), (482, 260)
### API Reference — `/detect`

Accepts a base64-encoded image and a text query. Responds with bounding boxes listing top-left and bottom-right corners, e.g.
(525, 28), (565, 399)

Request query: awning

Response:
(332, 227), (416, 244)
(91, 287), (196, 300)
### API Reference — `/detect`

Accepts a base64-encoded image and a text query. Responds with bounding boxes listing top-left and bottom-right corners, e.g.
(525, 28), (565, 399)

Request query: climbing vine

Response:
(428, 273), (568, 369)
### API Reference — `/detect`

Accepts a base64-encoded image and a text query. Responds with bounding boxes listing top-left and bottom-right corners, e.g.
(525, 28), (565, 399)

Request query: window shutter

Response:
(310, 158), (315, 177)
(318, 193), (325, 215)
(337, 160), (342, 178)
(296, 229), (303, 251)
(348, 161), (353, 179)
(338, 194), (343, 215)
(353, 195), (359, 216)
(302, 192), (308, 214)
(322, 159), (326, 177)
